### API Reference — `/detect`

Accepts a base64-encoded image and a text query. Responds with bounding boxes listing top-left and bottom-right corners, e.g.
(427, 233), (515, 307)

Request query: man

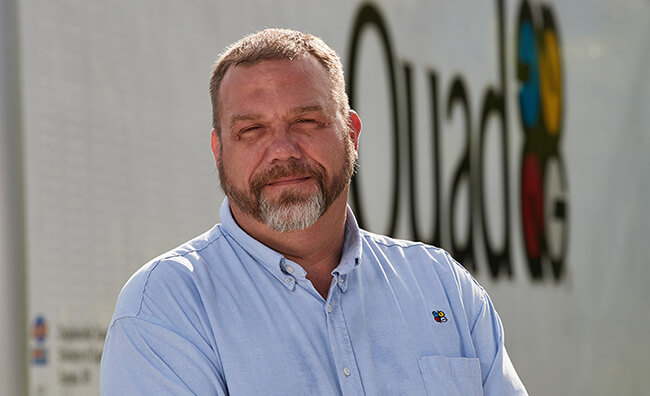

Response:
(100, 28), (527, 395)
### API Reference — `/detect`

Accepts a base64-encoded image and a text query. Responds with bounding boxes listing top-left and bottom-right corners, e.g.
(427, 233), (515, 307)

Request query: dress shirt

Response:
(100, 198), (527, 395)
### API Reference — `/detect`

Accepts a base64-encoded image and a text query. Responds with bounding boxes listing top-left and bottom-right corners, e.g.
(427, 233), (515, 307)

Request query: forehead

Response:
(218, 56), (334, 117)
(224, 54), (329, 83)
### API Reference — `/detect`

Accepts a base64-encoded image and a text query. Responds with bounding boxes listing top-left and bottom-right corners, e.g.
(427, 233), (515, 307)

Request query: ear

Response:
(347, 110), (362, 151)
(210, 128), (221, 168)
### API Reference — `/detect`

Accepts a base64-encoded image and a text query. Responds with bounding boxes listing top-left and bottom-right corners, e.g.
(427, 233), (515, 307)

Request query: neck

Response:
(229, 192), (349, 298)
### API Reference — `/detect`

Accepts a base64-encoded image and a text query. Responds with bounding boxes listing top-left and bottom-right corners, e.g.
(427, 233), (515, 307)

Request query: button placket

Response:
(325, 287), (364, 393)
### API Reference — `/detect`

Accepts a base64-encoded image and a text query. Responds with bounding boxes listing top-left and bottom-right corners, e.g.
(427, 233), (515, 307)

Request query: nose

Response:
(266, 124), (302, 163)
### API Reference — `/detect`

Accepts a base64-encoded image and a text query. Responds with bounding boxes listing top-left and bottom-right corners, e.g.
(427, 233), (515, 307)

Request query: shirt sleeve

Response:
(469, 290), (528, 395)
(100, 316), (227, 396)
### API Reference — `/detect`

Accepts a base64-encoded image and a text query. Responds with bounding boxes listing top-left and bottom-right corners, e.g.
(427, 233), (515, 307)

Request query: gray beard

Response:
(259, 192), (326, 232)
(218, 128), (356, 233)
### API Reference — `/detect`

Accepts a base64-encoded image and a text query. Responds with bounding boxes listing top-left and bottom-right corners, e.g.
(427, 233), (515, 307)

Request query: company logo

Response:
(432, 310), (448, 323)
(346, 0), (568, 281)
(31, 315), (48, 365)
(516, 0), (568, 280)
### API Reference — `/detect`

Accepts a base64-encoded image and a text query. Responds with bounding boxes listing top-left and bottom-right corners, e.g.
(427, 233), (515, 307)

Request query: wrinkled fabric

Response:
(100, 198), (527, 395)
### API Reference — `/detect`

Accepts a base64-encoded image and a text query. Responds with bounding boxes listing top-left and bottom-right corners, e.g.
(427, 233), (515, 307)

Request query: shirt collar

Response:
(331, 206), (362, 293)
(334, 205), (362, 275)
(219, 198), (294, 289)
(218, 198), (362, 290)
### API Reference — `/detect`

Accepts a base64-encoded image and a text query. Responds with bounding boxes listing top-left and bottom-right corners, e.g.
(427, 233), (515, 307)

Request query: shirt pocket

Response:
(417, 355), (483, 396)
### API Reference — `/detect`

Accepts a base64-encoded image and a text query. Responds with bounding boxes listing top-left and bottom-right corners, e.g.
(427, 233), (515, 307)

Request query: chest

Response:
(200, 262), (475, 395)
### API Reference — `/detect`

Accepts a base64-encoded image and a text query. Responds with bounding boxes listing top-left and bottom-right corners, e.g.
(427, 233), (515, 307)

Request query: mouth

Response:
(266, 176), (312, 187)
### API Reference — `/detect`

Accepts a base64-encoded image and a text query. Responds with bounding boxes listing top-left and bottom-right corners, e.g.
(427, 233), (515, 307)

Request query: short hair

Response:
(209, 28), (350, 135)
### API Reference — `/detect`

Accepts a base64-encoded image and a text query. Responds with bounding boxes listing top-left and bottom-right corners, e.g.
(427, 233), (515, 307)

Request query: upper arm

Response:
(100, 316), (227, 396)
(442, 252), (528, 395)
(100, 256), (227, 395)
(469, 293), (527, 395)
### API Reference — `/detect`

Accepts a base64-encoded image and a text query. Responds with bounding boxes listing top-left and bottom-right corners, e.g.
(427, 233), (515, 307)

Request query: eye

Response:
(294, 118), (326, 130)
(237, 125), (263, 138)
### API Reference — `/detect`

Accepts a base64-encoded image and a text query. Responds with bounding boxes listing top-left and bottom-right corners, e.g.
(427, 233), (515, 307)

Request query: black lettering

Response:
(478, 0), (512, 278)
(446, 77), (475, 272)
(404, 63), (442, 246)
(346, 4), (401, 236)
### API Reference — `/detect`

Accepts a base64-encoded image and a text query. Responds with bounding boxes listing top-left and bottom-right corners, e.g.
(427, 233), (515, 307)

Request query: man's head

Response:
(209, 29), (361, 233)
(209, 28), (350, 136)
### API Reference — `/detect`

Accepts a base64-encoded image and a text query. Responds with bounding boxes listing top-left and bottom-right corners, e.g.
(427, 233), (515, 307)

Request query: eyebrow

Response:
(292, 104), (324, 115)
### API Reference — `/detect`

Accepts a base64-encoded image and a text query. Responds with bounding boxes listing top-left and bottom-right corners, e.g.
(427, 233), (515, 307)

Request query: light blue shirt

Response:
(100, 198), (527, 395)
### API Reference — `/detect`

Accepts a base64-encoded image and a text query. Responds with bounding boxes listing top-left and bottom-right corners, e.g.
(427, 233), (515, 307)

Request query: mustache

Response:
(250, 160), (326, 194)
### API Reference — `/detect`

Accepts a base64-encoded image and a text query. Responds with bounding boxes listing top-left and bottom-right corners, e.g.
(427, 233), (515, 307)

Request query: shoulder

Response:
(110, 225), (226, 323)
(359, 229), (487, 307)
(360, 229), (463, 275)
(360, 229), (451, 258)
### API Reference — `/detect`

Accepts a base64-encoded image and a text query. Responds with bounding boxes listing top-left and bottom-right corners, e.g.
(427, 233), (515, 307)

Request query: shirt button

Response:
(284, 277), (292, 284)
(339, 277), (344, 283)
(343, 367), (351, 377)
(285, 265), (294, 274)
(327, 304), (333, 313)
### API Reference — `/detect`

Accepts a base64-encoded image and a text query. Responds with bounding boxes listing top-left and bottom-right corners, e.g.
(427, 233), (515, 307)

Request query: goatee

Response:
(218, 136), (355, 232)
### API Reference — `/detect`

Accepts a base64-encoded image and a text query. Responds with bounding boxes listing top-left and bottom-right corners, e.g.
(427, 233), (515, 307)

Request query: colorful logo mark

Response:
(516, 0), (568, 280)
(432, 310), (448, 323)
(31, 315), (48, 365)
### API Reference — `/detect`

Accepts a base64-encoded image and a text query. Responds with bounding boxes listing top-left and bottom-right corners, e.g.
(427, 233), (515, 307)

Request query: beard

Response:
(218, 136), (356, 232)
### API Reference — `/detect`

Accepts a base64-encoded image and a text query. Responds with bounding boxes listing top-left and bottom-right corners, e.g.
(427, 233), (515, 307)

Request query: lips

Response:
(250, 159), (325, 196)
(267, 176), (312, 187)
